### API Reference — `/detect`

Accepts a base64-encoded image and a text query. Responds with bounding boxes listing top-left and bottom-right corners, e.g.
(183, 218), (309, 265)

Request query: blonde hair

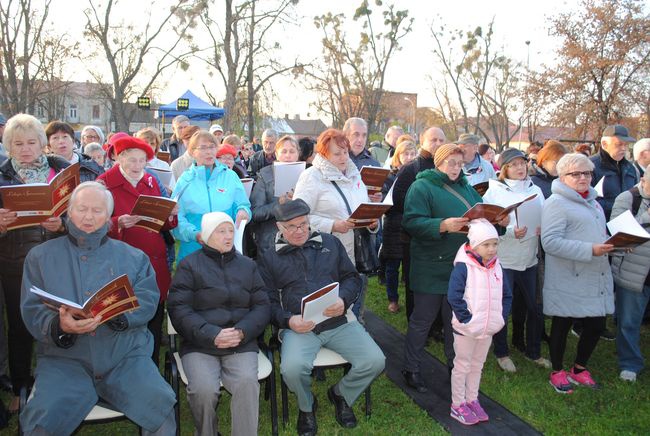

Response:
(3, 113), (47, 156)
(221, 134), (241, 148)
(391, 135), (416, 168)
(188, 130), (218, 153)
(135, 127), (162, 151)
(275, 135), (299, 153)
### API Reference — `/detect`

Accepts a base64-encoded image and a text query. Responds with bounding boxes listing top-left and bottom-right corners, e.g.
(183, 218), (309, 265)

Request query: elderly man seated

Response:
(257, 199), (385, 436)
(20, 182), (176, 436)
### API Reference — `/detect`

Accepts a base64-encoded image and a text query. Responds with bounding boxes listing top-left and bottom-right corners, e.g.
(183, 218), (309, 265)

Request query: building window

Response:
(92, 105), (100, 119)
(69, 104), (78, 119)
(36, 105), (45, 118)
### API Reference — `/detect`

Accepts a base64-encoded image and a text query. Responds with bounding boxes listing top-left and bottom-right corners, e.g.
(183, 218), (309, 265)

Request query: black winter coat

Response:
(168, 245), (270, 357)
(0, 155), (69, 272)
(257, 232), (361, 334)
(379, 170), (403, 260)
(75, 151), (104, 182)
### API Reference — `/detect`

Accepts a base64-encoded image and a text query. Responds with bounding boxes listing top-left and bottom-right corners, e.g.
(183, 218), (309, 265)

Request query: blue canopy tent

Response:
(155, 90), (225, 121)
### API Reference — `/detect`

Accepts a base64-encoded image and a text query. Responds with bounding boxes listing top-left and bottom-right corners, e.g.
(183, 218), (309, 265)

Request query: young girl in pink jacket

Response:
(447, 219), (512, 425)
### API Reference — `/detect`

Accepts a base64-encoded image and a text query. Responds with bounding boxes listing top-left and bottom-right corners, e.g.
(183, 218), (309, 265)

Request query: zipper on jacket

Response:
(482, 268), (492, 337)
(205, 168), (213, 212)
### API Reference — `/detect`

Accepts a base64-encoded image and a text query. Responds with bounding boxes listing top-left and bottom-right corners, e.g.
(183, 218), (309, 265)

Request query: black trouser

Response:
(403, 292), (454, 372)
(549, 315), (606, 372)
(403, 241), (414, 321)
(0, 270), (34, 396)
(148, 300), (164, 367)
(511, 283), (527, 347)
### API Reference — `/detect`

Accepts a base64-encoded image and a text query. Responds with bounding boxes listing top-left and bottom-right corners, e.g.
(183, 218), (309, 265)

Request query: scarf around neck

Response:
(11, 154), (50, 184)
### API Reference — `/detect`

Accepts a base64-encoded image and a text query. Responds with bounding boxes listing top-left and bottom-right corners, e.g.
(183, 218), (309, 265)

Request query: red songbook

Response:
(347, 202), (392, 228)
(30, 274), (139, 324)
(360, 166), (391, 192)
(130, 195), (177, 232)
(156, 150), (172, 164)
(463, 194), (537, 224)
(0, 163), (80, 230)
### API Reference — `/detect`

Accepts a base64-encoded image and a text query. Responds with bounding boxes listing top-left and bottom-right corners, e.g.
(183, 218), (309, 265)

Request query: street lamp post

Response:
(403, 97), (416, 135)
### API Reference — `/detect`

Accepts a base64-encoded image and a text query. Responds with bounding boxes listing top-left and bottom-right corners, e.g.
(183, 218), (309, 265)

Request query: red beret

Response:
(113, 136), (154, 160)
(216, 144), (237, 158)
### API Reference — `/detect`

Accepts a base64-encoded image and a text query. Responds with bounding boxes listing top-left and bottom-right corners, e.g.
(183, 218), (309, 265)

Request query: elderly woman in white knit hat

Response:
(168, 212), (270, 436)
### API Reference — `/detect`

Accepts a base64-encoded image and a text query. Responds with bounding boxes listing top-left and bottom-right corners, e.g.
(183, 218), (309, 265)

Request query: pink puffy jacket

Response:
(450, 246), (505, 339)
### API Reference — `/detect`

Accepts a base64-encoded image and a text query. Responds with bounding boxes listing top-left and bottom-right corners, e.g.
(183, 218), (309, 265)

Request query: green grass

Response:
(4, 275), (648, 435)
(364, 275), (650, 435)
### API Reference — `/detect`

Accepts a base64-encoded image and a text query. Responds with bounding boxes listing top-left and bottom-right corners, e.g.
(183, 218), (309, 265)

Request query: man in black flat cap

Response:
(592, 124), (638, 221)
(257, 199), (385, 436)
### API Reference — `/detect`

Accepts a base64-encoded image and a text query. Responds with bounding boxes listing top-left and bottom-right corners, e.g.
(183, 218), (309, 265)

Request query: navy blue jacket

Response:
(590, 150), (638, 220)
(350, 148), (380, 170)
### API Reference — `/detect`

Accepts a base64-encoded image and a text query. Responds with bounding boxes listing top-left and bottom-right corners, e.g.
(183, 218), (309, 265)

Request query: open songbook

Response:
(360, 166), (391, 193)
(30, 274), (139, 324)
(347, 202), (393, 228)
(130, 195), (177, 232)
(0, 163), (80, 230)
(606, 210), (650, 249)
(301, 282), (340, 325)
(463, 194), (537, 224)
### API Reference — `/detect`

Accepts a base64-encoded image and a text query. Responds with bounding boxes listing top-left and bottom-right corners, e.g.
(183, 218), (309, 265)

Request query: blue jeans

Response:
(616, 284), (650, 374)
(493, 266), (543, 359)
(385, 259), (401, 302)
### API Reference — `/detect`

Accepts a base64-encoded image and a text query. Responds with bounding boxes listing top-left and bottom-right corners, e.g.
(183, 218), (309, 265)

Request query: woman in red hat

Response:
(97, 135), (178, 365)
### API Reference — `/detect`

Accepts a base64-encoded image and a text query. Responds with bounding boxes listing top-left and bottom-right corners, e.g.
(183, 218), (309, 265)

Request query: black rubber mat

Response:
(364, 311), (542, 435)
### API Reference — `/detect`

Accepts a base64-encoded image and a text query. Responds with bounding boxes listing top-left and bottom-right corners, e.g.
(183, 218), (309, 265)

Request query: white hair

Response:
(556, 153), (595, 176)
(83, 142), (104, 155)
(81, 125), (105, 144)
(2, 114), (47, 156)
(342, 117), (367, 133)
(633, 138), (650, 161)
(262, 129), (278, 140)
(68, 181), (114, 217)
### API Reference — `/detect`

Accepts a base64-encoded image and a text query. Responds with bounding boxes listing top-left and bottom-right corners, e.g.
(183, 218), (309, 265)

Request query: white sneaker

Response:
(497, 356), (517, 373)
(620, 370), (637, 382)
(530, 357), (552, 369)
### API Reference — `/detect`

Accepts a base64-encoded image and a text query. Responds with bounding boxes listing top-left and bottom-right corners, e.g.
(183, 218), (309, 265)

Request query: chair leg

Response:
(365, 385), (371, 418)
(267, 349), (279, 436)
(281, 379), (289, 426)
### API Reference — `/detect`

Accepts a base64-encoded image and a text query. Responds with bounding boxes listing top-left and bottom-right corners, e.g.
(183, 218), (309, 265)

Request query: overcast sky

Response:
(55, 0), (574, 121)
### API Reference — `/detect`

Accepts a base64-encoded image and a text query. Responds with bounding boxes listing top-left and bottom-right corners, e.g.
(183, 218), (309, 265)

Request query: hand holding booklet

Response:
(130, 195), (177, 232)
(30, 274), (139, 324)
(301, 282), (339, 325)
(360, 166), (390, 193)
(0, 162), (80, 230)
(463, 194), (537, 224)
(606, 210), (650, 249)
(273, 162), (305, 197)
(347, 202), (393, 228)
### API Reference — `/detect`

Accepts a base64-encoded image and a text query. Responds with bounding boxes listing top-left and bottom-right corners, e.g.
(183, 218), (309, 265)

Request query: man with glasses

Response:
(456, 133), (496, 186)
(258, 199), (385, 436)
(592, 124), (639, 221)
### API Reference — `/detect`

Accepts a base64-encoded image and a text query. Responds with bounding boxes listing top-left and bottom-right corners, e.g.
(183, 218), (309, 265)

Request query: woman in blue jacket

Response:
(173, 130), (251, 261)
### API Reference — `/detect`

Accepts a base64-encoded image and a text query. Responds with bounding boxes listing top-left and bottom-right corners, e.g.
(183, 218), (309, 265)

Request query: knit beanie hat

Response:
(467, 218), (498, 248)
(434, 143), (463, 168)
(200, 212), (234, 243)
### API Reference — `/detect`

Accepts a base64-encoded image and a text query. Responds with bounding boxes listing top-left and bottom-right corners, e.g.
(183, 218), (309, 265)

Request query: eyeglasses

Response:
(195, 145), (218, 151)
(508, 160), (528, 168)
(279, 222), (309, 233)
(443, 159), (463, 168)
(565, 171), (593, 179)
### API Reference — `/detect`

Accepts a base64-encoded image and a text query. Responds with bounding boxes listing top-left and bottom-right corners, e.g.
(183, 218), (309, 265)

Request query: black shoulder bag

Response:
(331, 181), (379, 273)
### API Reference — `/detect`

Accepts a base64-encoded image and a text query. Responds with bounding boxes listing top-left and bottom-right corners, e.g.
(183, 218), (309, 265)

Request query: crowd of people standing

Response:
(0, 110), (648, 433)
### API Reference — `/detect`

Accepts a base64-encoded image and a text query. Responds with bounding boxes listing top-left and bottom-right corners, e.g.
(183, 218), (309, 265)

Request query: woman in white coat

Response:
(293, 128), (373, 263)
(483, 148), (549, 372)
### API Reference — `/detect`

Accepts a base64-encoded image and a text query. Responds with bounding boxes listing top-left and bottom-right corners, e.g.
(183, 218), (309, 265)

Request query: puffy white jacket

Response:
(293, 153), (370, 262)
(482, 178), (544, 271)
(449, 245), (506, 339)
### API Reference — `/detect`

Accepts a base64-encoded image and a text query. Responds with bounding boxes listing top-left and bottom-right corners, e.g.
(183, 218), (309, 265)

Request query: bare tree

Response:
(83, 0), (200, 132)
(197, 0), (303, 136)
(304, 1), (413, 133)
(0, 0), (51, 115)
